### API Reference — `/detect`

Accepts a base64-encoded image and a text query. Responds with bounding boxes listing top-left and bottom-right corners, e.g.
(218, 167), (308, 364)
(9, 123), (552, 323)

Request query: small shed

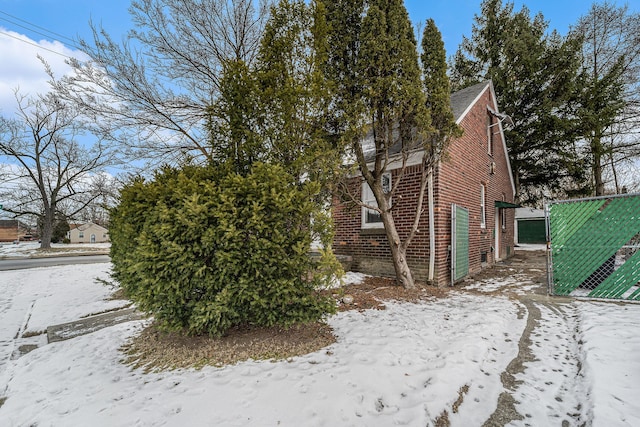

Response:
(515, 207), (546, 244)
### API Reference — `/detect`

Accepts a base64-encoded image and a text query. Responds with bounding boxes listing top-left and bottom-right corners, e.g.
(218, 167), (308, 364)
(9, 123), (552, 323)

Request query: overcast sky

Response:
(1, 0), (639, 114)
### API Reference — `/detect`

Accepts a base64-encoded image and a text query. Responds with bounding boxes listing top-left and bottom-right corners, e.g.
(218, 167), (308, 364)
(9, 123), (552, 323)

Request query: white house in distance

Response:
(67, 223), (110, 244)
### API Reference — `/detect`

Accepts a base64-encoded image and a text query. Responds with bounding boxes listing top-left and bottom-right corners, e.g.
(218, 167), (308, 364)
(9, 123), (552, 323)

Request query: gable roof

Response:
(69, 222), (108, 232)
(362, 80), (494, 161)
(450, 81), (492, 123)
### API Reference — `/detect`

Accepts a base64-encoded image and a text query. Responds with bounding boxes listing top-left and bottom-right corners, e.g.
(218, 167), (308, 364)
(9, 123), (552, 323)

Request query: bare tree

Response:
(54, 0), (272, 168)
(572, 2), (640, 195)
(0, 90), (118, 248)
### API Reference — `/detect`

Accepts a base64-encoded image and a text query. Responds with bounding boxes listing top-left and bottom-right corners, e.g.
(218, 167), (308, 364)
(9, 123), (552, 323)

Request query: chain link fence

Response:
(547, 194), (640, 300)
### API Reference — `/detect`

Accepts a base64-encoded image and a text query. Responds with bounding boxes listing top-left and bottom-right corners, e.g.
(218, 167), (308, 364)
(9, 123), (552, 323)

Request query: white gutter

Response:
(428, 166), (435, 282)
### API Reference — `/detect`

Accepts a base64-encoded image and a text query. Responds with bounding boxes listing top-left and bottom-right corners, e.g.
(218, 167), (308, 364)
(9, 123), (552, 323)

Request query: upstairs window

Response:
(480, 184), (486, 229)
(362, 173), (391, 228)
(487, 112), (495, 156)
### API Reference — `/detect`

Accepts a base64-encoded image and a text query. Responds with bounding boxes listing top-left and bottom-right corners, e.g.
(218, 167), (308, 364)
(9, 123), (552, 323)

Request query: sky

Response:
(1, 0), (640, 114)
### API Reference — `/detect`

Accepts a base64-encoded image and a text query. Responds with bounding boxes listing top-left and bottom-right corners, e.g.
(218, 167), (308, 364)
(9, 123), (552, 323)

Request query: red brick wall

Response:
(332, 84), (515, 286)
(332, 164), (432, 280)
(433, 86), (515, 284)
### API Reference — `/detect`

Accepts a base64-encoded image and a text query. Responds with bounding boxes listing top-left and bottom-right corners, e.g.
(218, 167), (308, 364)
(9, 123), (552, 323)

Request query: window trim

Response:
(361, 172), (391, 229)
(480, 184), (486, 229)
(487, 112), (495, 156)
(501, 194), (507, 230)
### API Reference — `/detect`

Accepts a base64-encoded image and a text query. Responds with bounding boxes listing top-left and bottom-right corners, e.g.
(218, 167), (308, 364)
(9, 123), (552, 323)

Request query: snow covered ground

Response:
(0, 259), (639, 426)
(0, 242), (110, 258)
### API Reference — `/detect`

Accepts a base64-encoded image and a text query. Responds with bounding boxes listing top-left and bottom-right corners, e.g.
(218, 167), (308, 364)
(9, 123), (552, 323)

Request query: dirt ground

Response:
(122, 250), (548, 372)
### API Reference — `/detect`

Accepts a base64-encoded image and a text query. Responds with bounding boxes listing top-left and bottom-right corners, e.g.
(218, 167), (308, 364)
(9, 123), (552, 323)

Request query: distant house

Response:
(515, 207), (546, 244)
(67, 223), (110, 244)
(0, 220), (31, 242)
(332, 81), (517, 286)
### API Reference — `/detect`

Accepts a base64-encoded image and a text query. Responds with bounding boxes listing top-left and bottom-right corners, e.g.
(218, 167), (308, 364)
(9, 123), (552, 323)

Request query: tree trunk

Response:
(382, 213), (416, 289)
(592, 135), (605, 196)
(40, 210), (54, 249)
(609, 152), (620, 194)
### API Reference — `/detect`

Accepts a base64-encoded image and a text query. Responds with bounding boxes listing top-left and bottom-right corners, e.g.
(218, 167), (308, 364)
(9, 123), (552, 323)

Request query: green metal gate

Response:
(451, 204), (469, 285)
(548, 194), (640, 299)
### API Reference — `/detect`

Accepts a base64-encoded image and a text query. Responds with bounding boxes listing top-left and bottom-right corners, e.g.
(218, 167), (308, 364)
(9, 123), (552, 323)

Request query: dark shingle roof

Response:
(361, 81), (491, 162)
(450, 81), (490, 122)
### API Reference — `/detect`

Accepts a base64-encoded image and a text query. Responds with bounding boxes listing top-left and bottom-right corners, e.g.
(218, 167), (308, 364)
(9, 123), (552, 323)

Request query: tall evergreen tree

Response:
(255, 0), (336, 182)
(421, 19), (463, 282)
(322, 0), (365, 137)
(253, 0), (340, 254)
(451, 0), (584, 203)
(208, 59), (262, 175)
(422, 18), (462, 161)
(323, 0), (435, 288)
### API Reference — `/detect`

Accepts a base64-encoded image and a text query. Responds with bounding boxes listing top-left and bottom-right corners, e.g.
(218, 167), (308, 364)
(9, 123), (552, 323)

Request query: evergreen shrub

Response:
(109, 163), (337, 336)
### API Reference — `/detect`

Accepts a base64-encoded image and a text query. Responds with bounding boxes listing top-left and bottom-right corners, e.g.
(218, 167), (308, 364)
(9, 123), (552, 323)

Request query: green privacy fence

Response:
(451, 204), (469, 285)
(547, 194), (640, 300)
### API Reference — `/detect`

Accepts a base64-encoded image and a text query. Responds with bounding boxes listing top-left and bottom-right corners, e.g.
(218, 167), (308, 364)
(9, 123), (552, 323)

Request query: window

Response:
(480, 184), (486, 229)
(487, 112), (494, 156)
(501, 194), (507, 230)
(362, 173), (391, 228)
(79, 231), (84, 238)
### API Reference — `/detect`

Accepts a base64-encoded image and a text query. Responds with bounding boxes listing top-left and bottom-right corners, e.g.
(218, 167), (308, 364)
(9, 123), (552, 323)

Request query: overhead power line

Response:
(0, 9), (83, 51)
(0, 30), (75, 59)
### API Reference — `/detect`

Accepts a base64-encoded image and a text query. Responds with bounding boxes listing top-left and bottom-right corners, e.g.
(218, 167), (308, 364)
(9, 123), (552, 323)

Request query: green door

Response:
(451, 204), (470, 285)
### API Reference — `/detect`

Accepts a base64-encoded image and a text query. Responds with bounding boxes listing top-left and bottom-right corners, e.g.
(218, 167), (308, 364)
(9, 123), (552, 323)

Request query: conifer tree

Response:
(421, 18), (463, 282)
(208, 59), (261, 175)
(255, 0), (336, 183)
(422, 18), (462, 162)
(323, 0), (433, 288)
(451, 0), (584, 203)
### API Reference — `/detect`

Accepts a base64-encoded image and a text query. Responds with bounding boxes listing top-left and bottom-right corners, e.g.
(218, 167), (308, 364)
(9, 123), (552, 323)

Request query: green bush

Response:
(109, 163), (337, 336)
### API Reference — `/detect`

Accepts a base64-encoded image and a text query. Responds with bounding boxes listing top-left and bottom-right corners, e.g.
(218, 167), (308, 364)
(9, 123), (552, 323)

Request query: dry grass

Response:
(122, 322), (336, 372)
(329, 275), (451, 312)
(452, 384), (470, 413)
(34, 246), (109, 255)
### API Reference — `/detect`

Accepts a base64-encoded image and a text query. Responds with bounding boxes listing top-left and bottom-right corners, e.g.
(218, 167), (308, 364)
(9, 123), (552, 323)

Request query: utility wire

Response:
(0, 30), (76, 59)
(0, 10), (82, 49)
(0, 17), (82, 51)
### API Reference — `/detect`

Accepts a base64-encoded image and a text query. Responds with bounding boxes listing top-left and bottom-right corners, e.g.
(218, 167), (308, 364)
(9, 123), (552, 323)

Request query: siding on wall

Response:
(0, 222), (30, 242)
(68, 223), (110, 243)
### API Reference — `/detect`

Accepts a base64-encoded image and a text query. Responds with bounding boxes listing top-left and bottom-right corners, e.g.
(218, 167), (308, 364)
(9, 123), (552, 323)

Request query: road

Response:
(0, 255), (110, 271)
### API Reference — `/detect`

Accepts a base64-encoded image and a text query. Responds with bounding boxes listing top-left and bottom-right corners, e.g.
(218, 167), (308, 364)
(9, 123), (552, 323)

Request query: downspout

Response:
(428, 166), (435, 283)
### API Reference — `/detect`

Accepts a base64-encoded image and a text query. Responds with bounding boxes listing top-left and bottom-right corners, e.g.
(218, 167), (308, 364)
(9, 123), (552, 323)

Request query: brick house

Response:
(332, 81), (517, 286)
